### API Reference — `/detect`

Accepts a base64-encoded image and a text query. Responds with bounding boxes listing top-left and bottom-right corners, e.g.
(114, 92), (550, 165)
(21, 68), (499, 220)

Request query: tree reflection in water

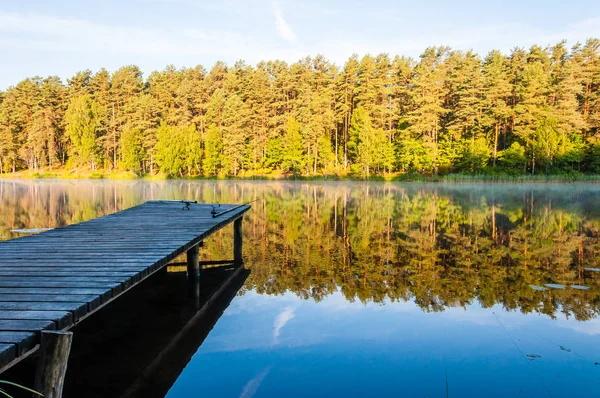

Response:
(1, 180), (599, 320)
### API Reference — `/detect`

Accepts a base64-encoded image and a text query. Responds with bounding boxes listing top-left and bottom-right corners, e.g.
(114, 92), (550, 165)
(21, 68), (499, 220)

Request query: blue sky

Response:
(1, 0), (600, 89)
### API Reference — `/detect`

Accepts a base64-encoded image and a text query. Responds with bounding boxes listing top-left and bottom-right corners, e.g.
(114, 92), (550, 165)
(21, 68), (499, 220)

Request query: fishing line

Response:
(518, 324), (594, 364)
(493, 311), (553, 398)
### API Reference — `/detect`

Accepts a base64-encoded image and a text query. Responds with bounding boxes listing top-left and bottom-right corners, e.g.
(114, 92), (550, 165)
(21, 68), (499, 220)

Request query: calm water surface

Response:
(1, 179), (600, 398)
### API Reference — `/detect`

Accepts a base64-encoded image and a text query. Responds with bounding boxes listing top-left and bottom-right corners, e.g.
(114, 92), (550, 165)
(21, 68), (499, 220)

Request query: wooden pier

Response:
(0, 200), (250, 376)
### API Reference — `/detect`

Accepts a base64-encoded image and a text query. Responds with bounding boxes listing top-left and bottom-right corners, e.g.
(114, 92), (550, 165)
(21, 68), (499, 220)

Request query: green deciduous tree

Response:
(154, 123), (184, 176)
(120, 127), (145, 174)
(281, 117), (304, 176)
(64, 95), (103, 168)
(203, 123), (222, 176)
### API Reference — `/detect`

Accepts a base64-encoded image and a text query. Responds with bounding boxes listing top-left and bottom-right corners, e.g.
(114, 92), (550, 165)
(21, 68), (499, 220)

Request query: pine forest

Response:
(1, 39), (600, 178)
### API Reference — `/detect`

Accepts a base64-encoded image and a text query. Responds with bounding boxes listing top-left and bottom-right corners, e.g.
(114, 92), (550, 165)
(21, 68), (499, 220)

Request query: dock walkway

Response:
(0, 200), (250, 372)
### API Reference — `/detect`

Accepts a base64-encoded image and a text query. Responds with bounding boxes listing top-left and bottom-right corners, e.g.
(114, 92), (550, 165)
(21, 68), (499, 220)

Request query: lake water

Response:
(1, 179), (600, 398)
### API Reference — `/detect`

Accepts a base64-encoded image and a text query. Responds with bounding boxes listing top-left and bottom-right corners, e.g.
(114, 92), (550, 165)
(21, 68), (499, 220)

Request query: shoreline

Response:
(1, 170), (600, 183)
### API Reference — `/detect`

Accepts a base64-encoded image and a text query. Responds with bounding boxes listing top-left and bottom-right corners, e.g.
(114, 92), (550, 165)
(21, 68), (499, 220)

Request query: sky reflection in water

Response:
(167, 291), (600, 398)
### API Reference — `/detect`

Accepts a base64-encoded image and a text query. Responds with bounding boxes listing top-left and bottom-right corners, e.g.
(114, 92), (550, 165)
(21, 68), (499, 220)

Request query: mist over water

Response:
(1, 179), (600, 397)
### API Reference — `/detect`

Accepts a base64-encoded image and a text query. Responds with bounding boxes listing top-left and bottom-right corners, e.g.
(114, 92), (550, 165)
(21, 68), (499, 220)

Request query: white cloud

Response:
(0, 11), (262, 58)
(273, 306), (295, 343)
(273, 1), (297, 43)
(239, 367), (270, 398)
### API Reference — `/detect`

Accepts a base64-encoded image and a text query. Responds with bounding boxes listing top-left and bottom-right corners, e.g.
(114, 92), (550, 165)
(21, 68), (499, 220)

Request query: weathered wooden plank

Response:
(0, 331), (37, 355)
(0, 250), (177, 255)
(0, 255), (166, 260)
(0, 245), (177, 251)
(0, 283), (122, 300)
(0, 319), (56, 332)
(0, 287), (113, 303)
(2, 237), (204, 242)
(0, 275), (132, 291)
(5, 236), (207, 241)
(0, 302), (88, 319)
(0, 271), (138, 278)
(0, 266), (152, 280)
(0, 294), (102, 311)
(1, 243), (189, 247)
(0, 246), (176, 252)
(0, 294), (100, 302)
(0, 311), (73, 329)
(15, 226), (217, 232)
(2, 274), (128, 283)
(4, 231), (209, 237)
(1, 257), (171, 264)
(0, 250), (177, 256)
(0, 251), (183, 257)
(0, 262), (153, 268)
(0, 287), (108, 295)
(2, 236), (203, 240)
(4, 232), (213, 238)
(0, 267), (148, 272)
(0, 242), (193, 247)
(0, 276), (130, 283)
(0, 281), (120, 290)
(0, 257), (166, 262)
(0, 279), (130, 294)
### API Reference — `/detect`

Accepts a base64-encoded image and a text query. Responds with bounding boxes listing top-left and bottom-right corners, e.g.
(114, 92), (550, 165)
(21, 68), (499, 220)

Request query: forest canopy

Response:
(0, 39), (599, 178)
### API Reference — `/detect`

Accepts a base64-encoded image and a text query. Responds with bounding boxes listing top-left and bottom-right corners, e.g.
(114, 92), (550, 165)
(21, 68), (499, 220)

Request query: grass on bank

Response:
(0, 380), (43, 397)
(1, 167), (600, 183)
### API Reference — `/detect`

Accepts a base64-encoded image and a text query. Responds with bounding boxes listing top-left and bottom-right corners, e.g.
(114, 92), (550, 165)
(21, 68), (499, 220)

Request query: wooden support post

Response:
(234, 217), (243, 265)
(34, 331), (73, 398)
(186, 243), (200, 280)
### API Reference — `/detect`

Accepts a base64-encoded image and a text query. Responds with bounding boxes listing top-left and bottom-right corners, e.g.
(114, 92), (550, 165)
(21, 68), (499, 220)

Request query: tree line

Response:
(1, 39), (600, 177)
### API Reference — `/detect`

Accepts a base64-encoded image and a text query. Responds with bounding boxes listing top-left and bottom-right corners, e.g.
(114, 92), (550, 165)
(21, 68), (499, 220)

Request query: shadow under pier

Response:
(3, 263), (249, 398)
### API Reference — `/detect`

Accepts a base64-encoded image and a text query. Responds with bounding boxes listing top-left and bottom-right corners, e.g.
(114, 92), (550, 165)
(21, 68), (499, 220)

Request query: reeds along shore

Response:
(1, 169), (600, 183)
